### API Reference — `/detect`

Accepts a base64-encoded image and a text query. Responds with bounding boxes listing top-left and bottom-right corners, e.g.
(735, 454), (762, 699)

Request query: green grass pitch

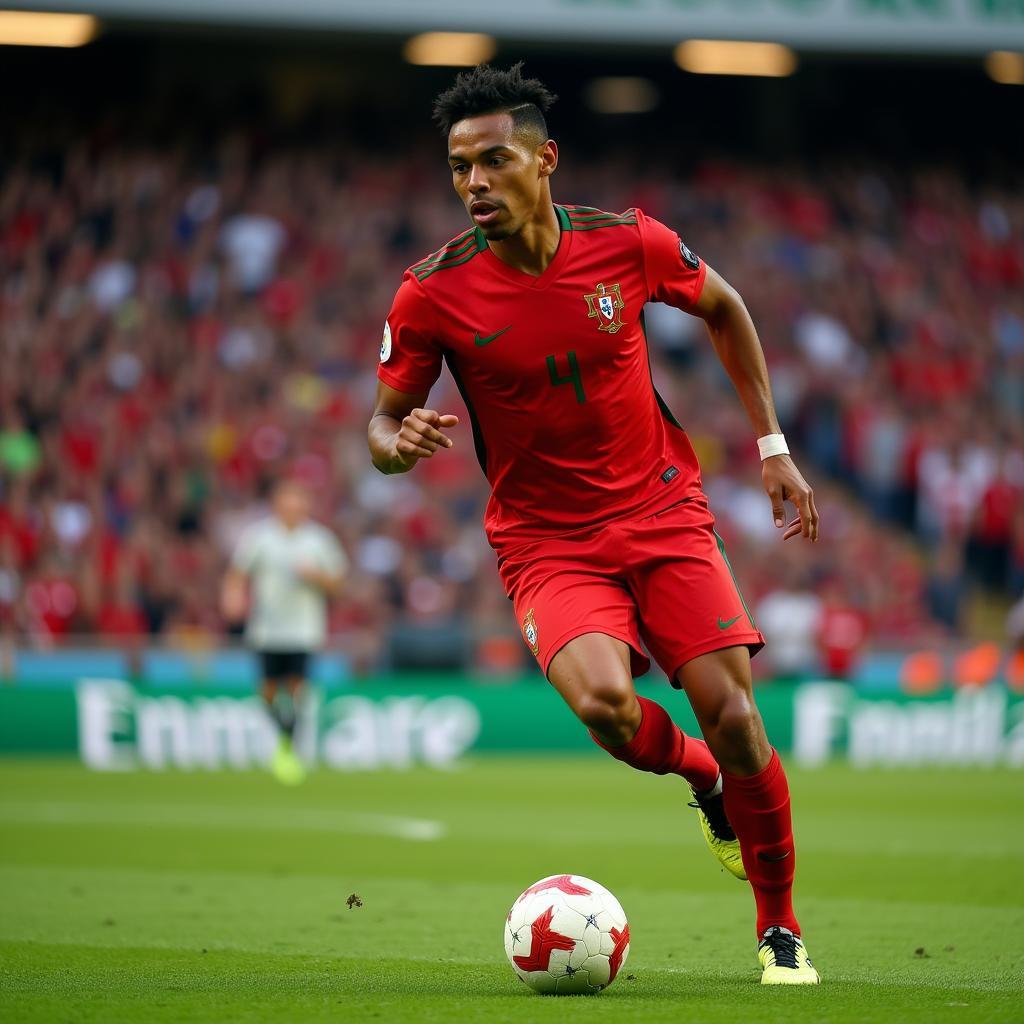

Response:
(2, 755), (1022, 1022)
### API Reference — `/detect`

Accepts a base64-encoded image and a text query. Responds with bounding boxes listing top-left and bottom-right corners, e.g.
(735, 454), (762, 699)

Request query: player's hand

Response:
(762, 454), (819, 542)
(393, 408), (459, 468)
(296, 565), (322, 587)
(220, 578), (248, 623)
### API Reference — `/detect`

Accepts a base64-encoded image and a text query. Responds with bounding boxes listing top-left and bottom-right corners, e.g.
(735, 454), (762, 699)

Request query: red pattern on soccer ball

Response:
(512, 905), (577, 973)
(608, 923), (630, 983)
(518, 874), (593, 900)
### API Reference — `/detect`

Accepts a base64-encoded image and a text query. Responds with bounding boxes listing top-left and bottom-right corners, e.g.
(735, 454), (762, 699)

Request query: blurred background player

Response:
(221, 479), (346, 783)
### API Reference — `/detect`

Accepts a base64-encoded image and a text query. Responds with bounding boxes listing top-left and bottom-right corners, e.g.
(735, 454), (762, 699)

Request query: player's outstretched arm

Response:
(368, 381), (459, 475)
(296, 566), (344, 597)
(688, 265), (819, 542)
(220, 568), (248, 624)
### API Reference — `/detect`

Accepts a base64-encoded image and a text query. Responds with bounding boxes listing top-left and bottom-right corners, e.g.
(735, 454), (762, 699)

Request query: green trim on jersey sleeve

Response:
(570, 217), (638, 232)
(410, 228), (476, 273)
(414, 241), (478, 281)
(564, 205), (638, 231)
(568, 209), (631, 222)
(414, 248), (478, 281)
(414, 228), (488, 282)
(413, 235), (476, 273)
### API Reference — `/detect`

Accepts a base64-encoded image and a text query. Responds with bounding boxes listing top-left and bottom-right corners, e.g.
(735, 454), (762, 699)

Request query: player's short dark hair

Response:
(432, 62), (557, 143)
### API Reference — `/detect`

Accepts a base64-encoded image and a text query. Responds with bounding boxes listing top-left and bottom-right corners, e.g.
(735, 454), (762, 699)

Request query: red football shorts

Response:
(497, 494), (764, 686)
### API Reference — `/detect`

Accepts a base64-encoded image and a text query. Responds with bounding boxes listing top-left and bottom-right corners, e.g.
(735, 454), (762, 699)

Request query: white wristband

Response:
(757, 433), (790, 461)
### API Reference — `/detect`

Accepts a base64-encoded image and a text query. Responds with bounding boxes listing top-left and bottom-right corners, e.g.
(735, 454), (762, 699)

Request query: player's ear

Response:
(538, 139), (558, 178)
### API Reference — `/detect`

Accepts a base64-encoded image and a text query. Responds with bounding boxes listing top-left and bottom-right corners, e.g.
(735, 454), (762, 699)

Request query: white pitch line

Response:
(0, 801), (445, 842)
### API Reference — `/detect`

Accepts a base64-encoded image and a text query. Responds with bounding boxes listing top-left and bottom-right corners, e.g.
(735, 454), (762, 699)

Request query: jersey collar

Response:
(476, 205), (574, 291)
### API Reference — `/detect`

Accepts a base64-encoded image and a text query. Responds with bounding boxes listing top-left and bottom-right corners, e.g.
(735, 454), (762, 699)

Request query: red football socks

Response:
(591, 695), (721, 794)
(722, 748), (800, 938)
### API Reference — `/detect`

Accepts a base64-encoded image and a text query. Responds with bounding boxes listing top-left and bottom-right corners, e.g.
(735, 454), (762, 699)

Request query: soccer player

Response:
(368, 64), (820, 984)
(221, 479), (346, 785)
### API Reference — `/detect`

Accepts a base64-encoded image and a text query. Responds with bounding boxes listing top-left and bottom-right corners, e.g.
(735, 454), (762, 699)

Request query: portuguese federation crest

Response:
(523, 608), (539, 656)
(584, 282), (625, 334)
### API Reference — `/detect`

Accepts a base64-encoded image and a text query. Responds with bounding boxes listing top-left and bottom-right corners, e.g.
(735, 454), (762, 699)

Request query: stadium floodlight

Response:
(674, 40), (797, 78)
(985, 51), (1024, 85)
(404, 32), (496, 67)
(584, 77), (659, 115)
(0, 10), (98, 47)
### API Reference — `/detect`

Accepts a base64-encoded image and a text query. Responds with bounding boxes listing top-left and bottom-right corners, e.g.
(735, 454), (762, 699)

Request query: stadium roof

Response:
(10, 0), (1024, 55)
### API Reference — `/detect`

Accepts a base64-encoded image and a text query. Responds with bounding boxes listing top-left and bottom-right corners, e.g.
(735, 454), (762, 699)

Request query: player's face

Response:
(274, 485), (309, 528)
(447, 113), (555, 241)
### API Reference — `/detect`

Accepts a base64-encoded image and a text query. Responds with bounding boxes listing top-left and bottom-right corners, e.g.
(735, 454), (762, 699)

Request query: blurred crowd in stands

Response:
(1, 119), (1022, 678)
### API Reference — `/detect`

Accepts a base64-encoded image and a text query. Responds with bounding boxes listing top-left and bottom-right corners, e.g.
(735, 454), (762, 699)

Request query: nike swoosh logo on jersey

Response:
(474, 326), (512, 346)
(717, 614), (742, 630)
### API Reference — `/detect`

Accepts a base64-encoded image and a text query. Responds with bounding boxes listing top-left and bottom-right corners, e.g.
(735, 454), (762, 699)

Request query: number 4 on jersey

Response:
(546, 351), (586, 404)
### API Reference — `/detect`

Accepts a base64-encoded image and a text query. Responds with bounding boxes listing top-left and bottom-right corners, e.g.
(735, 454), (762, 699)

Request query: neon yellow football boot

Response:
(688, 780), (747, 881)
(271, 736), (307, 786)
(758, 926), (820, 985)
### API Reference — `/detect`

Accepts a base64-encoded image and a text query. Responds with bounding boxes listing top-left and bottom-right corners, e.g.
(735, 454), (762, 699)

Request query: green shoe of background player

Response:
(688, 780), (747, 881)
(758, 926), (820, 984)
(271, 737), (307, 786)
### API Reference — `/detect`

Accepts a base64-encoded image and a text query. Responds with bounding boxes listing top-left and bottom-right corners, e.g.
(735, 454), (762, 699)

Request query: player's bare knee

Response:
(704, 694), (764, 769)
(574, 678), (639, 743)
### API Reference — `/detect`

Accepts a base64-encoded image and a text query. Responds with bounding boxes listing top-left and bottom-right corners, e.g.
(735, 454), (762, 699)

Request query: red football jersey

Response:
(378, 205), (707, 552)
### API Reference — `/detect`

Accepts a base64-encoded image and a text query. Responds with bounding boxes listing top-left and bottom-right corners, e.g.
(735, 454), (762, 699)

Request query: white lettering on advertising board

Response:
(75, 681), (481, 772)
(794, 682), (1024, 767)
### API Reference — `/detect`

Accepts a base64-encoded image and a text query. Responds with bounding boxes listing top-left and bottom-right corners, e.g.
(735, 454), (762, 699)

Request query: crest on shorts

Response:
(522, 607), (539, 656)
(584, 282), (625, 334)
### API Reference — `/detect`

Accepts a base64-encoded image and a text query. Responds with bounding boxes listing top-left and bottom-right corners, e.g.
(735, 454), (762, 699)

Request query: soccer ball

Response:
(503, 873), (630, 994)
